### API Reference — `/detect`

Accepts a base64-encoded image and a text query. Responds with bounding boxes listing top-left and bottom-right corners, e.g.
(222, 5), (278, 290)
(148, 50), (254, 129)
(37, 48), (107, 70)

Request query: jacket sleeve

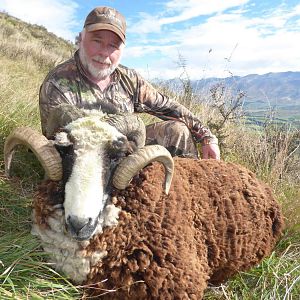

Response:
(133, 73), (215, 142)
(39, 80), (72, 138)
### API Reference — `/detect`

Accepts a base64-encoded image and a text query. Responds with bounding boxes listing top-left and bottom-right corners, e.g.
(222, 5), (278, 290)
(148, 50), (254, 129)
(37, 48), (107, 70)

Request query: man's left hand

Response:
(202, 143), (220, 160)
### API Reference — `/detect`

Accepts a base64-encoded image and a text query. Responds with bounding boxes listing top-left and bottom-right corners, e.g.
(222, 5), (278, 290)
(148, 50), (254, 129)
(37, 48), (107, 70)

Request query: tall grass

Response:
(0, 12), (74, 71)
(0, 12), (299, 300)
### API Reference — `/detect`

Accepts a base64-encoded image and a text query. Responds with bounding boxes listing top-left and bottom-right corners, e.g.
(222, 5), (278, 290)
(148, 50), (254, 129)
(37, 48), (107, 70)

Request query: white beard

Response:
(79, 47), (117, 80)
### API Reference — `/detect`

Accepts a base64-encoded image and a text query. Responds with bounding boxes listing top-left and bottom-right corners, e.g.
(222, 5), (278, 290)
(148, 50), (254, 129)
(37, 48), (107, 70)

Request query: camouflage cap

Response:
(84, 6), (126, 43)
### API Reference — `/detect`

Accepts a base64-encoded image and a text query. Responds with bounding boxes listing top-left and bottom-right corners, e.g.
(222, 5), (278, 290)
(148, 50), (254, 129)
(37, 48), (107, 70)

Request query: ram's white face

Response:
(54, 117), (130, 240)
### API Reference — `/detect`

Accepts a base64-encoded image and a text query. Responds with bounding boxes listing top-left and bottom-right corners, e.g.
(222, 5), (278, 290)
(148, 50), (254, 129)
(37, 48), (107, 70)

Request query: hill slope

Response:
(0, 11), (74, 69)
(0, 11), (75, 136)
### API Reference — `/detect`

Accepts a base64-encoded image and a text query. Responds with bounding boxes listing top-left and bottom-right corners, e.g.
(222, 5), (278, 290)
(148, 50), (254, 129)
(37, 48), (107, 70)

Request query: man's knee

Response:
(168, 121), (190, 137)
(146, 120), (192, 142)
(145, 120), (198, 158)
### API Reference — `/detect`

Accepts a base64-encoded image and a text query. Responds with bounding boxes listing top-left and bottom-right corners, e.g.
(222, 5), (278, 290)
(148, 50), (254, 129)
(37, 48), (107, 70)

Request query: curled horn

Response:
(4, 127), (62, 180)
(4, 104), (84, 180)
(113, 145), (174, 194)
(106, 114), (146, 148)
(46, 103), (86, 138)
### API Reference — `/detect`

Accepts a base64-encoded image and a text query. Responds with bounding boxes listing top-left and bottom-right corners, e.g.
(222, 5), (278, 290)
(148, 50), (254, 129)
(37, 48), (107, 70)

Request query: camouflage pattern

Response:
(146, 121), (198, 158)
(39, 50), (213, 157)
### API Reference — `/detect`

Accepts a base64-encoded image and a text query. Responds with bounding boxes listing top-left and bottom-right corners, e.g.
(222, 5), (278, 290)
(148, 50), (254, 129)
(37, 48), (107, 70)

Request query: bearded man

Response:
(39, 6), (220, 159)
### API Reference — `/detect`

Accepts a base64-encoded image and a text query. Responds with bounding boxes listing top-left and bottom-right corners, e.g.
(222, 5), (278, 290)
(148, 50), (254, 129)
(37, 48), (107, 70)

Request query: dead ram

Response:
(4, 104), (284, 299)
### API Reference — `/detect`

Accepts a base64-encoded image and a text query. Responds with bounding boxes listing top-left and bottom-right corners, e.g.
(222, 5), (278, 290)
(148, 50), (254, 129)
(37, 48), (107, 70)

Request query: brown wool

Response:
(33, 158), (284, 299)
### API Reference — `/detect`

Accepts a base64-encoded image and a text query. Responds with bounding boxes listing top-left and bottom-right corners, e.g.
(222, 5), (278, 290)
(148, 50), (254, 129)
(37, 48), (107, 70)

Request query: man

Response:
(39, 6), (220, 159)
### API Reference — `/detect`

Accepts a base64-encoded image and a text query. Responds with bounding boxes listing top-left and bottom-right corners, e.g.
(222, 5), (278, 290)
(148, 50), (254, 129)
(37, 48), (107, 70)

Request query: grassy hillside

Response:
(0, 12), (74, 135)
(0, 12), (299, 299)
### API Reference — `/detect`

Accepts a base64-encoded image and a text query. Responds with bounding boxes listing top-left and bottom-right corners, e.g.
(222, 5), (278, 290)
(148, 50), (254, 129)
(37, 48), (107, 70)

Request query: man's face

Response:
(79, 30), (124, 81)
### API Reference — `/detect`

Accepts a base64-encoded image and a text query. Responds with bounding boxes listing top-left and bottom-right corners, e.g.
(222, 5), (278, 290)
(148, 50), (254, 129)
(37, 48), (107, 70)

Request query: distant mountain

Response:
(191, 72), (300, 120)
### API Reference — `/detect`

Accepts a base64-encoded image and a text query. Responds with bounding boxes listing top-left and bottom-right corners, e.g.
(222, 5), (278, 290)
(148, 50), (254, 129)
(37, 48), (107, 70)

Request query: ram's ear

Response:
(53, 131), (75, 184)
(107, 114), (146, 149)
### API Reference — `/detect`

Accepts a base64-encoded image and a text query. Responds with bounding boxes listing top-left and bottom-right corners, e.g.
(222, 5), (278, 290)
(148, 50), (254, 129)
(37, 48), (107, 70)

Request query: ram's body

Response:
(33, 157), (283, 299)
(4, 105), (283, 299)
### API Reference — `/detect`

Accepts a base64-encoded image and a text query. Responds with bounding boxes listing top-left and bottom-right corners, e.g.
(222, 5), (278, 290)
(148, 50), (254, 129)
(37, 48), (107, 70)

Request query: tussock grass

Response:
(0, 13), (81, 298)
(0, 234), (81, 300)
(0, 11), (299, 300)
(0, 57), (41, 135)
(0, 12), (74, 71)
(0, 176), (81, 299)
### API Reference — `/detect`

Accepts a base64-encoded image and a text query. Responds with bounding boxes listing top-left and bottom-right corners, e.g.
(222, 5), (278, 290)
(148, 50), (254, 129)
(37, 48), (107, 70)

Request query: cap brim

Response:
(85, 24), (125, 43)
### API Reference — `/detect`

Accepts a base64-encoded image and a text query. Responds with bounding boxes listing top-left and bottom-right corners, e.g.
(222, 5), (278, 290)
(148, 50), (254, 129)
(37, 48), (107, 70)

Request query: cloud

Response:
(125, 1), (300, 79)
(128, 0), (250, 34)
(1, 0), (298, 78)
(0, 0), (78, 41)
(161, 0), (249, 24)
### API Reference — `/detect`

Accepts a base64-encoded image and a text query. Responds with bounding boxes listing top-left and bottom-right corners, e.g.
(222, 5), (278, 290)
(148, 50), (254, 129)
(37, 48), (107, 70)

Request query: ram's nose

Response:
(66, 215), (95, 240)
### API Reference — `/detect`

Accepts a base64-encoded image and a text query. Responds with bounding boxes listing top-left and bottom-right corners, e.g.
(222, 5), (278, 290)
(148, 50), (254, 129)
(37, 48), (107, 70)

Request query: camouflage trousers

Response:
(145, 120), (199, 159)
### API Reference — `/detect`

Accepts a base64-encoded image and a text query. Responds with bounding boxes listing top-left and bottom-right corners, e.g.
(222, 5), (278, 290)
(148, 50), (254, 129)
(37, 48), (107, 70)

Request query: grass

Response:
(0, 175), (81, 299)
(0, 10), (299, 300)
(0, 13), (81, 298)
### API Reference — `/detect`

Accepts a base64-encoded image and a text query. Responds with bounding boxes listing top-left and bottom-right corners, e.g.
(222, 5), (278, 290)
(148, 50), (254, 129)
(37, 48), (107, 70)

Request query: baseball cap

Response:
(84, 7), (126, 43)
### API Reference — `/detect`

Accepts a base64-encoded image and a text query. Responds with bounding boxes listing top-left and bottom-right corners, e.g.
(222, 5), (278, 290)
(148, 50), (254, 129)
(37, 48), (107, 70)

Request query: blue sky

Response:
(0, 0), (299, 79)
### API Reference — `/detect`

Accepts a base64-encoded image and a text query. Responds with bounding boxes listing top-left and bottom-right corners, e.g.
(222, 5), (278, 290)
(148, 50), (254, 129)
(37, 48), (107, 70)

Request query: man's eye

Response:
(109, 44), (118, 49)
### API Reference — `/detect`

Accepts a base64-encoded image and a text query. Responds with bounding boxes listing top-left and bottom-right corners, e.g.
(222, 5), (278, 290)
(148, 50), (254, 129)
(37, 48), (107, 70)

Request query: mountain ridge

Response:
(192, 71), (300, 104)
(190, 71), (300, 119)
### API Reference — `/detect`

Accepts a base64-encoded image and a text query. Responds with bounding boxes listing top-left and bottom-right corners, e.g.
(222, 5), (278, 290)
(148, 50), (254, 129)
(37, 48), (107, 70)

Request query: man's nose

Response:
(97, 45), (111, 58)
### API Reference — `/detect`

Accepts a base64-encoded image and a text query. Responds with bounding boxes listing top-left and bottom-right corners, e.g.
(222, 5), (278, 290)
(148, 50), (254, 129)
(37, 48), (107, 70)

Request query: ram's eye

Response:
(109, 137), (134, 160)
(55, 131), (73, 146)
(54, 143), (74, 157)
(111, 137), (129, 151)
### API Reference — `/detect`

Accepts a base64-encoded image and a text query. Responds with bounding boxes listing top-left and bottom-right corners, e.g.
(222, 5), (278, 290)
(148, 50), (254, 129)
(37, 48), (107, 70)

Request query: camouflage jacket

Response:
(39, 50), (213, 141)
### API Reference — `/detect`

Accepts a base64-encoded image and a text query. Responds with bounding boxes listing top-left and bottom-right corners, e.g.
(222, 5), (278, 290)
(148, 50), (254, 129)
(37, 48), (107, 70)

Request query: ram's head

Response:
(4, 104), (174, 241)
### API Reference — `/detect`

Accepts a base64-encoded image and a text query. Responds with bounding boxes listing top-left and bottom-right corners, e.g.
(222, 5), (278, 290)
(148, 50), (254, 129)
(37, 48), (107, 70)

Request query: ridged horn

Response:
(4, 127), (62, 181)
(107, 114), (146, 148)
(46, 103), (86, 138)
(113, 145), (174, 194)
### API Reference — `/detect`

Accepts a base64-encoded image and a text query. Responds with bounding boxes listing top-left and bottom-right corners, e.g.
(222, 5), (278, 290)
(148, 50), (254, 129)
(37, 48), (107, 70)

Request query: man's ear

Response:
(75, 32), (82, 46)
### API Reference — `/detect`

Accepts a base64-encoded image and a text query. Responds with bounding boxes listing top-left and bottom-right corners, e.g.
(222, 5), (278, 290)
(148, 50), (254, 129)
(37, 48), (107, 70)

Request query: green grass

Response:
(0, 15), (81, 298)
(0, 174), (82, 299)
(0, 232), (80, 300)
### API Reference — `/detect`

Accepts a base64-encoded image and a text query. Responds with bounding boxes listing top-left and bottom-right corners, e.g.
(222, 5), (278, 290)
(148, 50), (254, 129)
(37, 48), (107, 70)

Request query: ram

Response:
(4, 104), (284, 299)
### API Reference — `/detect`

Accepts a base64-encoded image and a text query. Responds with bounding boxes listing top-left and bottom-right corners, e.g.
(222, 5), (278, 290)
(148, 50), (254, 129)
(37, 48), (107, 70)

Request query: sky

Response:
(0, 0), (299, 80)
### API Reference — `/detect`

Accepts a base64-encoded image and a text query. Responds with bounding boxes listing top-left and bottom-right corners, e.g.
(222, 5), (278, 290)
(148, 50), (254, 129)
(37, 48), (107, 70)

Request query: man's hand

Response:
(191, 131), (221, 160)
(202, 143), (220, 160)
